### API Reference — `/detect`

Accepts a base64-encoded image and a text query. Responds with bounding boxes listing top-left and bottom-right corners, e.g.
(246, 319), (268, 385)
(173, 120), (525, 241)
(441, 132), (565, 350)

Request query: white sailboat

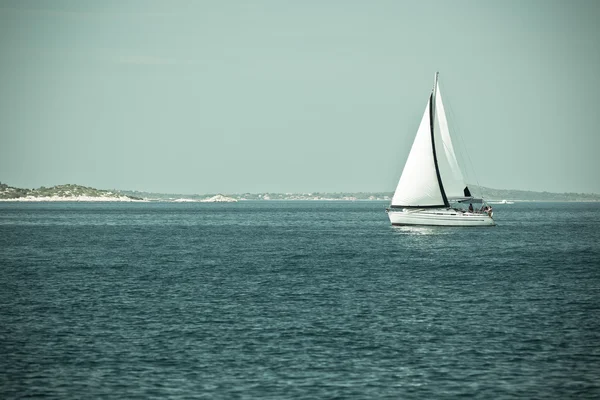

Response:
(387, 73), (495, 226)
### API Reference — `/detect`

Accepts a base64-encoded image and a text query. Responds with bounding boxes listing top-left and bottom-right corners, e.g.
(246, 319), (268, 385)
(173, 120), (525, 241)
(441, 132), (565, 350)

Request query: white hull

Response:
(388, 208), (495, 227)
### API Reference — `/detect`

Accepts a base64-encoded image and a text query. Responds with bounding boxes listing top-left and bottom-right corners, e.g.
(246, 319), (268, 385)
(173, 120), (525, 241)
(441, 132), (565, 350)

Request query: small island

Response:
(0, 183), (144, 202)
(200, 194), (237, 203)
(171, 195), (238, 203)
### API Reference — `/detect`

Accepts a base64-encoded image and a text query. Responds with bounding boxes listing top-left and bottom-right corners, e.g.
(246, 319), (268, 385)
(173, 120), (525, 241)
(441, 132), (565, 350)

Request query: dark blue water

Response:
(1, 201), (599, 398)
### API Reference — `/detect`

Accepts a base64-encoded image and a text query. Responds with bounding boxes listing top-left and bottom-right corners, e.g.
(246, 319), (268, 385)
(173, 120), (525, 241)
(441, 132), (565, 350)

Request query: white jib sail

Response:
(391, 98), (446, 207)
(434, 84), (467, 199)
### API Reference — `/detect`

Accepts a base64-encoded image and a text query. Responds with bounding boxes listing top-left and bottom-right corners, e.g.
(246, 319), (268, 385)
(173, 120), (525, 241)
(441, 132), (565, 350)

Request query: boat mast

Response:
(429, 72), (450, 207)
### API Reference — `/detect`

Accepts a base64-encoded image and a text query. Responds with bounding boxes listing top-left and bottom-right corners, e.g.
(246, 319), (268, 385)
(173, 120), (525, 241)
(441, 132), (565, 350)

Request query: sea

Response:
(1, 201), (599, 399)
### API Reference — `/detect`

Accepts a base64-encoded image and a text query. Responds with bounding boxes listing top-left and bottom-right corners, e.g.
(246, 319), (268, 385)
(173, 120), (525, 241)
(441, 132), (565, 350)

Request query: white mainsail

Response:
(391, 75), (470, 208)
(434, 85), (468, 200)
(390, 99), (446, 207)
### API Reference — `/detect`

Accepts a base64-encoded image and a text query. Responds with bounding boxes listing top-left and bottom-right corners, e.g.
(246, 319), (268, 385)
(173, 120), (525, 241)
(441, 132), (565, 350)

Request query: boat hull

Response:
(388, 208), (495, 227)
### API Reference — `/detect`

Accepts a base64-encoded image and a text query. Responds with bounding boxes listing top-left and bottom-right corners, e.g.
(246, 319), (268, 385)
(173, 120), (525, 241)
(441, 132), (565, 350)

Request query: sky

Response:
(1, 0), (599, 194)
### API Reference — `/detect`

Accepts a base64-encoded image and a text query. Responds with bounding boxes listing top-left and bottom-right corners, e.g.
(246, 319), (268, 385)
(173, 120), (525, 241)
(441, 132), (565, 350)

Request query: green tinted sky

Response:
(1, 0), (599, 194)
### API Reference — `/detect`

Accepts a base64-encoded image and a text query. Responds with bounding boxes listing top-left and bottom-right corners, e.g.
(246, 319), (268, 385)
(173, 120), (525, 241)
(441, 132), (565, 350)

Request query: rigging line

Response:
(438, 79), (484, 198)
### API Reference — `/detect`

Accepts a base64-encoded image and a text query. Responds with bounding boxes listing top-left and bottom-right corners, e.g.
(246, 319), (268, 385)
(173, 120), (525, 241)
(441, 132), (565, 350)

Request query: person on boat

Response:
(468, 203), (473, 213)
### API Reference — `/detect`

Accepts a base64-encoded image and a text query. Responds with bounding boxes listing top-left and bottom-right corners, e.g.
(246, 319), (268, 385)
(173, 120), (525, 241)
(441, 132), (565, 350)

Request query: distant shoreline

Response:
(1, 197), (599, 203)
(2, 182), (600, 203)
(0, 196), (146, 202)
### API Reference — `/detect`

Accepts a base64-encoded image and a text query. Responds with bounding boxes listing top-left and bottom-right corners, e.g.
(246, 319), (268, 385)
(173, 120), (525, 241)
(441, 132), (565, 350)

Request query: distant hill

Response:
(2, 181), (599, 202)
(475, 186), (600, 202)
(0, 183), (143, 201)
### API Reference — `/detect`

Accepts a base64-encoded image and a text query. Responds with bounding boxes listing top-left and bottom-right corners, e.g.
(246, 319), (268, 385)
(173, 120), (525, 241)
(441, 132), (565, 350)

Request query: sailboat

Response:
(387, 73), (495, 226)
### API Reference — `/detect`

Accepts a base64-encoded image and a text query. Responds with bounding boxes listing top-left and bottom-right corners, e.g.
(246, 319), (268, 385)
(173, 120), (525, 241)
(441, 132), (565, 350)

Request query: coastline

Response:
(0, 196), (146, 202)
(1, 197), (599, 203)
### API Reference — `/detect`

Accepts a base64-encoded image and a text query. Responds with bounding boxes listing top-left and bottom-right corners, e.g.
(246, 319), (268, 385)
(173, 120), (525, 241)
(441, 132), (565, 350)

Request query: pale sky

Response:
(1, 0), (599, 194)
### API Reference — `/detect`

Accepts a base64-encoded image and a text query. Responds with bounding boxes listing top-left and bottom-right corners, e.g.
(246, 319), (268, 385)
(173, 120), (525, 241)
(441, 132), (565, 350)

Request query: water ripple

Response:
(1, 202), (599, 398)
